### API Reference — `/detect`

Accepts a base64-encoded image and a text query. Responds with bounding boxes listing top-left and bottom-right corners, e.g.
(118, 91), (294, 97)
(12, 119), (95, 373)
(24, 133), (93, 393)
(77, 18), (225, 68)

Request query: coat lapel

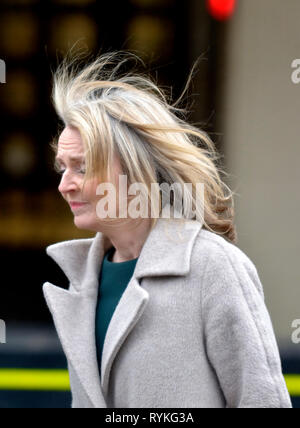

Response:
(43, 283), (106, 408)
(43, 215), (203, 407)
(43, 232), (110, 408)
(100, 276), (149, 397)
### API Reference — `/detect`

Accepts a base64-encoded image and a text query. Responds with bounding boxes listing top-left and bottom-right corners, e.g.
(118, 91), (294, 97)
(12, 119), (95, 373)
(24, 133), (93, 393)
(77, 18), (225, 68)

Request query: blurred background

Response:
(0, 0), (299, 408)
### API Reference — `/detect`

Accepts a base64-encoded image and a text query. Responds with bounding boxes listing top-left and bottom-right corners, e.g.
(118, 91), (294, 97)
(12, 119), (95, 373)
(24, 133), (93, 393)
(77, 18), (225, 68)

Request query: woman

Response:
(43, 51), (292, 408)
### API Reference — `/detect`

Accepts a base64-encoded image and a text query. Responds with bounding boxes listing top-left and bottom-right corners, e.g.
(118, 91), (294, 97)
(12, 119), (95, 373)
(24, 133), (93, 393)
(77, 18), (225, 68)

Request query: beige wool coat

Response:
(43, 217), (292, 408)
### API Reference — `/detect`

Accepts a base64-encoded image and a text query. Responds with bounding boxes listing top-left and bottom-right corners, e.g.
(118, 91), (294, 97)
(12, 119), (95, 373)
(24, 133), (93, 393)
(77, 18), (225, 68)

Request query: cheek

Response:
(84, 175), (123, 209)
(82, 179), (98, 203)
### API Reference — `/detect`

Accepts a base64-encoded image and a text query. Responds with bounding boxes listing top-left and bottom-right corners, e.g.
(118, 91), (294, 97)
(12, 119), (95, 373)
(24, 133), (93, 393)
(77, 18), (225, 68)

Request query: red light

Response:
(207, 0), (237, 21)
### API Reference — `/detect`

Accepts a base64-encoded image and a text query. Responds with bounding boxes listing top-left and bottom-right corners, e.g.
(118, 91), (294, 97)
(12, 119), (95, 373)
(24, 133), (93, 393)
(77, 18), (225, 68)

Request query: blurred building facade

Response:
(0, 0), (218, 324)
(219, 0), (300, 349)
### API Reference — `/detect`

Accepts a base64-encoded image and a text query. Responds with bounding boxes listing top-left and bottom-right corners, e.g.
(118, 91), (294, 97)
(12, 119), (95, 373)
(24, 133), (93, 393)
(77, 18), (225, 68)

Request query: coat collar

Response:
(43, 215), (203, 407)
(46, 216), (202, 288)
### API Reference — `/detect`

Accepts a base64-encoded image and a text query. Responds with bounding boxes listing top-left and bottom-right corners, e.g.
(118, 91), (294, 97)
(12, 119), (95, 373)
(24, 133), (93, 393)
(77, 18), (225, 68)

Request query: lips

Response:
(69, 202), (87, 209)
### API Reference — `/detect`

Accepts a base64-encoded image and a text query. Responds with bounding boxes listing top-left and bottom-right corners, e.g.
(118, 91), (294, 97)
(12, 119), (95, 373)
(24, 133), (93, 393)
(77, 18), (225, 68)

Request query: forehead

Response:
(57, 127), (84, 155)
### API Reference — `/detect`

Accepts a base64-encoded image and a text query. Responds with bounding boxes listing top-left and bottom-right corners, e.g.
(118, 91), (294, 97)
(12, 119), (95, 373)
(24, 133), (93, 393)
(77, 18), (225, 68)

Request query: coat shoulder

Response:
(194, 228), (255, 264)
(191, 228), (261, 292)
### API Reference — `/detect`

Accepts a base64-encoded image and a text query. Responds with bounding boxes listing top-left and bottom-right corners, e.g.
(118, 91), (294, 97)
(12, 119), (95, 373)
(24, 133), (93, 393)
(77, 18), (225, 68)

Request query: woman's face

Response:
(55, 126), (123, 231)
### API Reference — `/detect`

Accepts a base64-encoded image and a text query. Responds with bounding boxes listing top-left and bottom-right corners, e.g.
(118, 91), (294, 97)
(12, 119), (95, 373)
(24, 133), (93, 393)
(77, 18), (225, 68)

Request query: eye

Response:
(76, 165), (86, 174)
(53, 161), (86, 175)
(54, 163), (66, 175)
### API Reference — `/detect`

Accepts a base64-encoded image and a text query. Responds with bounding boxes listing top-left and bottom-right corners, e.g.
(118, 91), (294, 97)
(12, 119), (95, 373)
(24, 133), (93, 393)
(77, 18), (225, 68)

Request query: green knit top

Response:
(95, 247), (139, 379)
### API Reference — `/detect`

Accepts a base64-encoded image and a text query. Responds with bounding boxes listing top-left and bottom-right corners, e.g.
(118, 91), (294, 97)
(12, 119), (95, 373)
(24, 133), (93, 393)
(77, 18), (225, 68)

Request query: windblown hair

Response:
(51, 50), (238, 244)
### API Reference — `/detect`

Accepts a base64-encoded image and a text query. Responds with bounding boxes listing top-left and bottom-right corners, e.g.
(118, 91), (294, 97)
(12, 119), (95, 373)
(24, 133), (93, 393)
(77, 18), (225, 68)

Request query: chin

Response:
(73, 215), (97, 232)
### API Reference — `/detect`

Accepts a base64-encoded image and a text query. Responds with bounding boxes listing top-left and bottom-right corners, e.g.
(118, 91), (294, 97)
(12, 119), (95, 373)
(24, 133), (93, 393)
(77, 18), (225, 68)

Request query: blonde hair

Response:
(51, 50), (238, 244)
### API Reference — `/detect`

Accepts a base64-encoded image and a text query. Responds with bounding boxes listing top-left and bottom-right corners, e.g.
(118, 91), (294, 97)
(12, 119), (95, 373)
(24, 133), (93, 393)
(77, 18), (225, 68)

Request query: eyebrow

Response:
(54, 155), (85, 164)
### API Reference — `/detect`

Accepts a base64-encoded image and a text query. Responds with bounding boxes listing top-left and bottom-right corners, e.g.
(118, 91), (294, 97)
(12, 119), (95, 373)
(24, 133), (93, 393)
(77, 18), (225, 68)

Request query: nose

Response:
(58, 170), (80, 195)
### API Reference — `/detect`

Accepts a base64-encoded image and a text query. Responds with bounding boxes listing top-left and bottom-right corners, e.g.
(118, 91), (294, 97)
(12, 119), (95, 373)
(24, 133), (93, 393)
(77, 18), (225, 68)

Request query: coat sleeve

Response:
(201, 244), (292, 408)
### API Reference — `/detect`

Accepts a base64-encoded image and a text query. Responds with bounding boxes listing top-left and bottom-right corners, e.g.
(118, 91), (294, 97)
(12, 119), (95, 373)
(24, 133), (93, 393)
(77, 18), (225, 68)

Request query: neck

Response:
(102, 218), (153, 263)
